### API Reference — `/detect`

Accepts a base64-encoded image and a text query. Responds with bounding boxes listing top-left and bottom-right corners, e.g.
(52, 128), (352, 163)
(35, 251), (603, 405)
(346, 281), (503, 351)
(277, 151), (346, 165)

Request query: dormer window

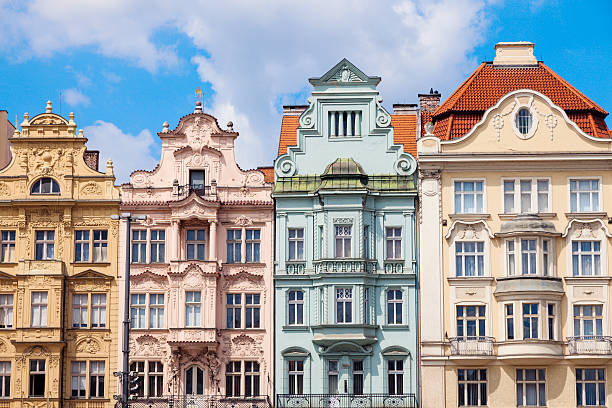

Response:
(515, 108), (532, 135)
(31, 178), (60, 195)
(329, 111), (361, 138)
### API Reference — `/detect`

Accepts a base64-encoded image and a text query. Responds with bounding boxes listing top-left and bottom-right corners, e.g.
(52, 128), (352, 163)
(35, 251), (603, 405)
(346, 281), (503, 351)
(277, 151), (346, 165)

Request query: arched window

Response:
(31, 178), (60, 195)
(515, 108), (533, 135)
(185, 366), (204, 395)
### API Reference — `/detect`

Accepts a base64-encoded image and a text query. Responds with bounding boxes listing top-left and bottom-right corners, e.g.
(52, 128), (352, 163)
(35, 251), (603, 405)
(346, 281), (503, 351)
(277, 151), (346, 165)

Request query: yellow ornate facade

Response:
(0, 101), (120, 408)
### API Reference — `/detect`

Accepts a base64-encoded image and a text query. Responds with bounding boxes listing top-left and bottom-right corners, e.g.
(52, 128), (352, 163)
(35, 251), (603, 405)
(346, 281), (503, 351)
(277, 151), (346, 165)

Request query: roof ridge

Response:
(433, 62), (487, 117)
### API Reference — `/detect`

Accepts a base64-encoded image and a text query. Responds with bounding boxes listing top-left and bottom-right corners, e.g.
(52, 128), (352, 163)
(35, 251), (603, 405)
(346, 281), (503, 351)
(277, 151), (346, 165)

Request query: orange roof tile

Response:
(277, 116), (300, 156)
(257, 166), (275, 184)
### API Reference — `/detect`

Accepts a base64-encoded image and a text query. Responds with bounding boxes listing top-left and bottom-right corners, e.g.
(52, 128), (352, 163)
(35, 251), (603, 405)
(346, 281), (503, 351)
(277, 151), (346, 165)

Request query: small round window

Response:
(515, 108), (533, 135)
(31, 177), (60, 194)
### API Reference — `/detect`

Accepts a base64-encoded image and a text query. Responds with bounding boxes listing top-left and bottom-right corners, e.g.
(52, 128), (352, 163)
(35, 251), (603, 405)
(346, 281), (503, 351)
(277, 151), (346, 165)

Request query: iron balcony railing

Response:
(568, 336), (612, 355)
(128, 396), (270, 408)
(276, 394), (417, 408)
(449, 336), (495, 356)
(175, 184), (213, 198)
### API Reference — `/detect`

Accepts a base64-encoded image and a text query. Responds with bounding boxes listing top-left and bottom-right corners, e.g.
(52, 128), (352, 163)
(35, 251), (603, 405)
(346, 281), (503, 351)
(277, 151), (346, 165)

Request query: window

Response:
(455, 242), (484, 277)
(148, 362), (164, 398)
(185, 366), (204, 395)
(185, 291), (201, 327)
(75, 230), (108, 263)
(130, 294), (146, 329)
(245, 294), (261, 328)
(72, 294), (88, 328)
(454, 181), (484, 214)
(149, 294), (164, 329)
(506, 238), (552, 276)
(523, 303), (539, 339)
(91, 294), (106, 328)
(515, 108), (532, 135)
(570, 179), (600, 212)
(226, 294), (242, 329)
(388, 360), (403, 395)
(387, 290), (403, 325)
(225, 361), (241, 397)
(74, 231), (90, 262)
(189, 170), (205, 191)
(131, 230), (147, 263)
(335, 226), (352, 258)
(327, 360), (338, 394)
(31, 178), (60, 194)
(129, 361), (163, 398)
(0, 362), (9, 397)
(521, 239), (537, 275)
(458, 368), (487, 407)
(29, 359), (45, 397)
(0, 295), (13, 329)
(129, 362), (145, 397)
(503, 179), (550, 213)
(226, 230), (242, 263)
(245, 361), (260, 397)
(386, 227), (402, 260)
(572, 241), (601, 276)
(506, 304), (514, 340)
(363, 226), (369, 259)
(288, 360), (304, 395)
(288, 229), (304, 260)
(149, 230), (165, 263)
(576, 368), (605, 407)
(456, 305), (486, 338)
(574, 305), (603, 337)
(516, 368), (546, 407)
(547, 304), (555, 340)
(336, 288), (352, 324)
(329, 111), (361, 137)
(71, 361), (86, 398)
(0, 231), (15, 263)
(288, 291), (304, 325)
(131, 293), (162, 329)
(31, 291), (48, 327)
(246, 229), (261, 262)
(186, 230), (206, 261)
(506, 240), (515, 276)
(352, 360), (364, 395)
(93, 230), (108, 262)
(35, 230), (54, 260)
(89, 361), (105, 398)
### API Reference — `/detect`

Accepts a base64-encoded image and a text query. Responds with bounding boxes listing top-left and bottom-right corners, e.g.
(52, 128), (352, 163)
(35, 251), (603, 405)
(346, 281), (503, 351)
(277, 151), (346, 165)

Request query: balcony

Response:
(311, 324), (377, 346)
(313, 259), (376, 274)
(286, 261), (306, 274)
(19, 259), (64, 276)
(174, 183), (215, 198)
(132, 396), (270, 408)
(449, 336), (495, 357)
(383, 260), (406, 274)
(277, 394), (417, 408)
(167, 328), (217, 346)
(65, 401), (108, 408)
(568, 336), (612, 355)
(494, 276), (564, 298)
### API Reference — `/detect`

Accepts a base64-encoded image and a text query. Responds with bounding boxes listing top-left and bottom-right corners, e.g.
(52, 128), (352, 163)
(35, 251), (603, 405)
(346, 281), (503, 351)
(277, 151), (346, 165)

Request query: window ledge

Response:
(222, 262), (266, 266)
(564, 276), (612, 283)
(381, 325), (410, 330)
(282, 325), (310, 331)
(0, 263), (17, 266)
(499, 213), (556, 220)
(71, 262), (111, 266)
(447, 277), (495, 284)
(565, 212), (607, 219)
(448, 213), (491, 220)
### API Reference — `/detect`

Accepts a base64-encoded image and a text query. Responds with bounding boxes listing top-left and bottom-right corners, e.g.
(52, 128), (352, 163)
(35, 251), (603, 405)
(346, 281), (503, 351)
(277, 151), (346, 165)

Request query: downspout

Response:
(413, 191), (420, 407)
(60, 275), (66, 408)
(272, 192), (276, 408)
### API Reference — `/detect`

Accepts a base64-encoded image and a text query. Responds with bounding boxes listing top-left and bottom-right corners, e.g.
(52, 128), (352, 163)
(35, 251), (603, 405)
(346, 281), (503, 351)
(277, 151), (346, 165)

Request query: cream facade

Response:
(418, 46), (612, 407)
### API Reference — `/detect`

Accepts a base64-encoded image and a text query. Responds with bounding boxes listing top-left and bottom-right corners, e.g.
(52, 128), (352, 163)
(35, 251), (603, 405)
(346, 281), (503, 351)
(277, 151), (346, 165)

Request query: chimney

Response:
(493, 42), (537, 66)
(392, 104), (418, 115)
(418, 88), (441, 113)
(282, 105), (308, 116)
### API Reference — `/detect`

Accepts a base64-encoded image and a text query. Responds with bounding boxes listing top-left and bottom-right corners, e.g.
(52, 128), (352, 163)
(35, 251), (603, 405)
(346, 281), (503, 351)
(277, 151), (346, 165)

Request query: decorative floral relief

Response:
(80, 182), (103, 196)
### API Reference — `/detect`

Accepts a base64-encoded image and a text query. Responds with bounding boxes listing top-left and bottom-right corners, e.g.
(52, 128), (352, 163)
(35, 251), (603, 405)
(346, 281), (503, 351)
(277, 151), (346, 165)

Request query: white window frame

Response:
(576, 368), (606, 407)
(130, 293), (146, 329)
(573, 304), (604, 337)
(505, 237), (554, 277)
(0, 231), (15, 263)
(131, 230), (148, 264)
(244, 361), (260, 397)
(147, 361), (164, 398)
(71, 361), (86, 398)
(453, 179), (485, 214)
(454, 241), (485, 277)
(245, 293), (261, 329)
(387, 359), (404, 395)
(385, 227), (402, 260)
(91, 294), (106, 328)
(34, 230), (54, 260)
(335, 288), (353, 324)
(455, 304), (486, 338)
(288, 228), (304, 261)
(287, 290), (304, 326)
(72, 294), (88, 328)
(0, 295), (13, 329)
(148, 293), (165, 329)
(386, 289), (403, 325)
(149, 229), (165, 264)
(571, 240), (601, 276)
(515, 368), (546, 407)
(186, 229), (206, 261)
(334, 225), (352, 258)
(31, 291), (48, 328)
(288, 360), (304, 395)
(89, 361), (105, 398)
(225, 361), (241, 397)
(185, 291), (202, 328)
(504, 303), (515, 340)
(502, 177), (551, 214)
(569, 177), (601, 213)
(0, 362), (9, 398)
(457, 368), (487, 407)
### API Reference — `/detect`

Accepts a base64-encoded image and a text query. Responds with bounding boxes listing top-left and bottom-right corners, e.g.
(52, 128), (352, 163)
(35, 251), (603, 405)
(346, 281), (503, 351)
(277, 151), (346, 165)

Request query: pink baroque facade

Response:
(119, 102), (274, 402)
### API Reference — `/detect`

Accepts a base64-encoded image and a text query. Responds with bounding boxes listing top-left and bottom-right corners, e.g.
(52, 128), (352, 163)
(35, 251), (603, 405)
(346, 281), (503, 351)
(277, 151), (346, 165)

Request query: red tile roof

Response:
(257, 167), (274, 184)
(426, 62), (609, 140)
(277, 116), (300, 156)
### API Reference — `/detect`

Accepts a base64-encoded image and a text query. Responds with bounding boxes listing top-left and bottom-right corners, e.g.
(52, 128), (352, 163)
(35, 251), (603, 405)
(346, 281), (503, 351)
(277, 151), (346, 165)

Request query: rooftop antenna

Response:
(59, 91), (62, 115)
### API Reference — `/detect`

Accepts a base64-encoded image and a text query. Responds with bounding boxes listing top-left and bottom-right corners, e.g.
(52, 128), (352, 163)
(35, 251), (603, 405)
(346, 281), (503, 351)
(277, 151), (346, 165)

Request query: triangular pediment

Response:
(0, 270), (16, 280)
(70, 269), (112, 280)
(310, 58), (380, 86)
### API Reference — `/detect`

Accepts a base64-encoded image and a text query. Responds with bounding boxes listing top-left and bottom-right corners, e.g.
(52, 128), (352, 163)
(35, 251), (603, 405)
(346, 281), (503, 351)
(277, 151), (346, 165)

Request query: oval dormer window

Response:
(31, 178), (60, 195)
(515, 108), (533, 135)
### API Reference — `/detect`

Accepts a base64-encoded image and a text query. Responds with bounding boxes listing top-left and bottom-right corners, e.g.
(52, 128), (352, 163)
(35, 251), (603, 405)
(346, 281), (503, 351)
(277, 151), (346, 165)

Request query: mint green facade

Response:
(273, 60), (418, 407)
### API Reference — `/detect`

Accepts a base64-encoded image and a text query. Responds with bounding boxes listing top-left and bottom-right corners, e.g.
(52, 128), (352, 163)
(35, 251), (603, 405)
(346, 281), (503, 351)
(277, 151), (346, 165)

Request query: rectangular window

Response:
(226, 230), (242, 263)
(388, 360), (403, 395)
(318, 226), (324, 259)
(149, 230), (165, 263)
(335, 226), (352, 258)
(71, 361), (86, 398)
(74, 230), (90, 262)
(130, 294), (146, 329)
(92, 230), (108, 262)
(547, 304), (555, 340)
(0, 295), (13, 329)
(353, 360), (364, 395)
(89, 361), (105, 398)
(189, 170), (205, 190)
(246, 229), (261, 262)
(0, 362), (9, 397)
(245, 361), (260, 397)
(537, 180), (549, 212)
(329, 111), (361, 137)
(386, 227), (402, 260)
(288, 228), (304, 261)
(455, 242), (484, 277)
(516, 368), (546, 407)
(226, 294), (241, 329)
(576, 368), (605, 407)
(31, 291), (48, 327)
(363, 226), (369, 259)
(185, 291), (201, 327)
(542, 239), (550, 276)
(288, 360), (304, 395)
(523, 303), (539, 339)
(458, 368), (487, 406)
(225, 361), (241, 397)
(520, 180), (532, 213)
(387, 290), (403, 325)
(570, 179), (600, 212)
(72, 294), (88, 328)
(29, 359), (45, 397)
(91, 294), (106, 328)
(245, 294), (261, 328)
(288, 290), (304, 326)
(131, 230), (147, 263)
(149, 294), (164, 329)
(521, 239), (537, 275)
(454, 181), (484, 214)
(506, 240), (516, 275)
(574, 305), (603, 337)
(506, 304), (514, 340)
(129, 362), (145, 397)
(186, 229), (206, 261)
(0, 231), (15, 263)
(336, 288), (352, 324)
(35, 230), (54, 260)
(572, 241), (601, 276)
(327, 360), (339, 394)
(504, 179), (550, 213)
(456, 305), (486, 338)
(148, 361), (164, 398)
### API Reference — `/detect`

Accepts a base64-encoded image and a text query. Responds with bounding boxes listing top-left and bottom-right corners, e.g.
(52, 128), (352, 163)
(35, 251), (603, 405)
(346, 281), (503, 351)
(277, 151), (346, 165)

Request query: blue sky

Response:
(0, 0), (610, 182)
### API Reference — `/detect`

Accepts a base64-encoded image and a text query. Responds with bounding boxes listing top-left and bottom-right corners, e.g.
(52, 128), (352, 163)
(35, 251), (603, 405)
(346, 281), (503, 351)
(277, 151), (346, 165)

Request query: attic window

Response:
(31, 178), (60, 195)
(329, 111), (361, 138)
(515, 108), (532, 135)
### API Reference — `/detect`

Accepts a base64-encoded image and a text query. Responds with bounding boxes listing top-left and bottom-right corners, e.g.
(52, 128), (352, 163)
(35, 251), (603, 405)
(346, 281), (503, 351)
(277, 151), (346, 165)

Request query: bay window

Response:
(505, 237), (553, 276)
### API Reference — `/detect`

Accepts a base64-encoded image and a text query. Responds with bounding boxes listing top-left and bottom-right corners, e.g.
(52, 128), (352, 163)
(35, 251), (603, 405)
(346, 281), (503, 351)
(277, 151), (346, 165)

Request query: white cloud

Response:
(83, 121), (158, 183)
(63, 88), (90, 107)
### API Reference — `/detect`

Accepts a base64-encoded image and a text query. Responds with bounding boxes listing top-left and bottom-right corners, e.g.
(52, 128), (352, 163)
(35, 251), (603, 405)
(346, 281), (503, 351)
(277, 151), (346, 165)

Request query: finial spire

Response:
(46, 100), (52, 113)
